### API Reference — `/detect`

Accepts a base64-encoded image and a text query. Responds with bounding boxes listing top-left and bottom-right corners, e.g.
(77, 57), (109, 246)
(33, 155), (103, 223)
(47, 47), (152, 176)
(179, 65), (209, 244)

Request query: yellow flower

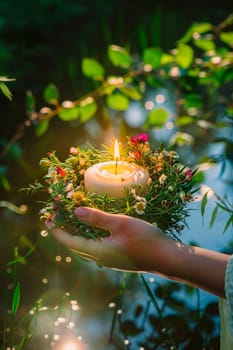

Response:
(72, 191), (85, 205)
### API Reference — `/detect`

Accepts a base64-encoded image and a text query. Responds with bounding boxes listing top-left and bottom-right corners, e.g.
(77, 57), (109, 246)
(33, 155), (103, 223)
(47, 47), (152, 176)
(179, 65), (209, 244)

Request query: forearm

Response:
(133, 236), (230, 298)
(54, 207), (230, 298)
(171, 243), (229, 298)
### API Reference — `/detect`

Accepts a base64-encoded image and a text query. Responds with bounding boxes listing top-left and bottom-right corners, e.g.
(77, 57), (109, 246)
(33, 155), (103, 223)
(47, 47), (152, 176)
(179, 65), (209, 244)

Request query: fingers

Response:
(75, 207), (127, 233)
(46, 223), (102, 261)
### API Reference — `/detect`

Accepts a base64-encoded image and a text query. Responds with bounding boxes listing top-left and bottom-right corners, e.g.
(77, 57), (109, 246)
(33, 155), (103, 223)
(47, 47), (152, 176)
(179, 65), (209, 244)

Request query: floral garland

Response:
(29, 133), (198, 240)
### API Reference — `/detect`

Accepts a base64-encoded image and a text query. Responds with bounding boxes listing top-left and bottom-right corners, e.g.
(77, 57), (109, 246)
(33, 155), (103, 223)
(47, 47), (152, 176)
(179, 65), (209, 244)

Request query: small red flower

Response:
(132, 150), (142, 161)
(47, 152), (53, 158)
(56, 166), (67, 176)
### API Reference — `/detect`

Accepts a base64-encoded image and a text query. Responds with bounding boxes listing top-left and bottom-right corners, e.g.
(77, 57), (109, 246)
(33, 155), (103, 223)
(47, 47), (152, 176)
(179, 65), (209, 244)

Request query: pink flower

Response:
(137, 133), (149, 143)
(130, 136), (138, 144)
(184, 169), (192, 181)
(130, 133), (149, 145)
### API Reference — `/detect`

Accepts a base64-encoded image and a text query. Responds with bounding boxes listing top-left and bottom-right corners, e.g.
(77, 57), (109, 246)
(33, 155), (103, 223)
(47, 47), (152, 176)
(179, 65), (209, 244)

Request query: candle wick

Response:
(115, 160), (118, 175)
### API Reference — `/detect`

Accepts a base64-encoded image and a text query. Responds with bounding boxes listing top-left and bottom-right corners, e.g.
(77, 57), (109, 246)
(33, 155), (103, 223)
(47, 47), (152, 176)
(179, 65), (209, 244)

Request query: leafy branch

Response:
(1, 15), (233, 162)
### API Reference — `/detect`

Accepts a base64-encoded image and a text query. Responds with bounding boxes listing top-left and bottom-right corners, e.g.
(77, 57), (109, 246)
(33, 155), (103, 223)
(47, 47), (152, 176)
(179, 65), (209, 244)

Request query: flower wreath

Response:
(30, 133), (198, 240)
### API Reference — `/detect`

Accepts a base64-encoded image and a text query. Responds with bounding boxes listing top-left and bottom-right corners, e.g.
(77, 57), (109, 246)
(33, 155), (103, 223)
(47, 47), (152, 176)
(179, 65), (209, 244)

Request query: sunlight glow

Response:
(166, 121), (174, 130)
(144, 100), (154, 110)
(169, 67), (180, 78)
(41, 230), (48, 237)
(63, 341), (79, 350)
(155, 94), (165, 104)
(108, 302), (116, 308)
(194, 184), (214, 202)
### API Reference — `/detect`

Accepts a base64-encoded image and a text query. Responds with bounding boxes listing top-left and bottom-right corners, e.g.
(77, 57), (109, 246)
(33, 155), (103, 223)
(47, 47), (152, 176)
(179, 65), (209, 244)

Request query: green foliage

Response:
(79, 100), (98, 123)
(43, 83), (59, 104)
(201, 192), (233, 233)
(106, 93), (129, 111)
(26, 90), (36, 115)
(18, 14), (232, 164)
(35, 119), (49, 137)
(175, 43), (194, 69)
(58, 106), (79, 121)
(82, 58), (105, 80)
(0, 76), (15, 100)
(12, 283), (20, 315)
(28, 134), (199, 238)
(108, 45), (132, 68)
(143, 48), (162, 68)
(145, 107), (169, 128)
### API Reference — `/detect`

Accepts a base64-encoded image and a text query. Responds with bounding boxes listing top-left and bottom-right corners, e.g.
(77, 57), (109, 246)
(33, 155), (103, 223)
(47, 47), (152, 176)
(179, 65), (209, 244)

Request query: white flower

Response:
(65, 182), (74, 192)
(159, 174), (167, 186)
(66, 190), (74, 199)
(134, 198), (147, 215)
(180, 192), (186, 202)
(131, 188), (136, 196)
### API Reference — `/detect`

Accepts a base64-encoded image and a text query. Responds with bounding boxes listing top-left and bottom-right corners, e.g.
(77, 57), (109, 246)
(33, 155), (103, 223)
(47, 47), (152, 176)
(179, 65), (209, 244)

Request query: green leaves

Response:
(108, 45), (132, 68)
(0, 82), (13, 100)
(26, 90), (36, 115)
(106, 93), (129, 111)
(12, 282), (20, 315)
(175, 43), (193, 69)
(0, 76), (15, 100)
(220, 31), (233, 46)
(58, 106), (79, 121)
(145, 107), (169, 128)
(201, 191), (209, 219)
(175, 116), (194, 126)
(184, 93), (202, 109)
(82, 58), (105, 80)
(179, 22), (212, 44)
(43, 84), (59, 104)
(143, 48), (162, 68)
(201, 192), (233, 234)
(58, 98), (97, 122)
(194, 38), (215, 51)
(79, 98), (97, 123)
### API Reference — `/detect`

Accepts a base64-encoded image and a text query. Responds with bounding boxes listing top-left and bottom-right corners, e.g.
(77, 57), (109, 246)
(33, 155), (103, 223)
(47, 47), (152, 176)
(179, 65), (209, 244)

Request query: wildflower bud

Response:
(184, 169), (193, 181)
(70, 147), (78, 155)
(39, 159), (51, 168)
(79, 159), (86, 166)
(56, 166), (67, 177)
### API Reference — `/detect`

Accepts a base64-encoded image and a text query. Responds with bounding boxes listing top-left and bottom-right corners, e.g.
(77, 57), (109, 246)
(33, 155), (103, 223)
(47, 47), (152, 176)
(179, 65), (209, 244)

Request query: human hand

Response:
(46, 206), (170, 272)
(47, 206), (230, 297)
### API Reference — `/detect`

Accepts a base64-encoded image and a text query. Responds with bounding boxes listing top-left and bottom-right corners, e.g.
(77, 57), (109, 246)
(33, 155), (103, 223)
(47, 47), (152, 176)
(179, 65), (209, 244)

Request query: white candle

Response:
(84, 140), (149, 197)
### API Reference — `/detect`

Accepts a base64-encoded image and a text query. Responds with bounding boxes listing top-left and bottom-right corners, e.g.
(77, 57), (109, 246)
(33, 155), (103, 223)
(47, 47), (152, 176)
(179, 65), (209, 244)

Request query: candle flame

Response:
(114, 140), (120, 161)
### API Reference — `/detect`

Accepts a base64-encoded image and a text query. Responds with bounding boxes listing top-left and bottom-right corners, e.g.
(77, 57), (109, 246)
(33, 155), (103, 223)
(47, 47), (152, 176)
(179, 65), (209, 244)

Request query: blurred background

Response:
(1, 1), (233, 349)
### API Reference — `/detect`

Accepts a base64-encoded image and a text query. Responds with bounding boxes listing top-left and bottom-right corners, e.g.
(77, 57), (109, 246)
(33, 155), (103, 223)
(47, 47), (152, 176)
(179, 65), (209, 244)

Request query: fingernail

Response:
(75, 207), (88, 219)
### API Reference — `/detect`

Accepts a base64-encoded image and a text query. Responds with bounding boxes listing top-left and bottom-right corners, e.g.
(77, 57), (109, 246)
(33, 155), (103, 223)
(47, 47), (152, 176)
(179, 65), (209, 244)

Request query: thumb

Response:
(75, 207), (125, 233)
